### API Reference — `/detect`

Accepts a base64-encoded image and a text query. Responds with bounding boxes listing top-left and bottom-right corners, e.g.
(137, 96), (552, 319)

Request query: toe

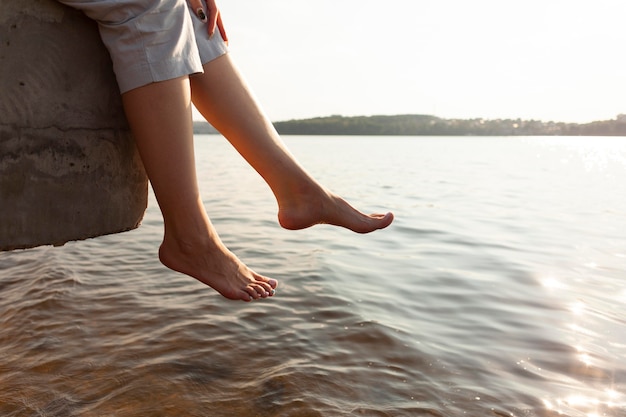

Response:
(244, 286), (260, 300)
(378, 212), (394, 229)
(257, 280), (275, 295)
(251, 284), (269, 299)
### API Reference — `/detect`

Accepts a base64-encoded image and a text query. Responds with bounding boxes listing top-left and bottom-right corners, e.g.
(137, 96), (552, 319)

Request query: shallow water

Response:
(1, 136), (625, 416)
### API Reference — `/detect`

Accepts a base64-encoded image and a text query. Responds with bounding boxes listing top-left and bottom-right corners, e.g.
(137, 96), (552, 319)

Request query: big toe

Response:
(354, 211), (394, 233)
(377, 212), (394, 229)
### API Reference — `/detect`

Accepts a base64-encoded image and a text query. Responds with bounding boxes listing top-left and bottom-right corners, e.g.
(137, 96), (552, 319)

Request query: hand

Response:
(188, 0), (229, 44)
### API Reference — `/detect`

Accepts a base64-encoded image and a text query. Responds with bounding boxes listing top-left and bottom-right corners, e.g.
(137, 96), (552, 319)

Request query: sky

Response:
(194, 0), (626, 123)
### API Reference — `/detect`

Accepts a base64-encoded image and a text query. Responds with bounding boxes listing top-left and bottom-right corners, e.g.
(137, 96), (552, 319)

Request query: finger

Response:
(188, 0), (207, 22)
(216, 12), (228, 44)
(197, 8), (207, 23)
(206, 5), (218, 37)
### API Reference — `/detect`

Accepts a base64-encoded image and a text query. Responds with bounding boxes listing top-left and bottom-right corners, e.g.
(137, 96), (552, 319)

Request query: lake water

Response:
(1, 135), (625, 416)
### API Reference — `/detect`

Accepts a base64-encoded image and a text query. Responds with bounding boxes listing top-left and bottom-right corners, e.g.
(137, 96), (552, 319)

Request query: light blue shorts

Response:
(58, 0), (228, 93)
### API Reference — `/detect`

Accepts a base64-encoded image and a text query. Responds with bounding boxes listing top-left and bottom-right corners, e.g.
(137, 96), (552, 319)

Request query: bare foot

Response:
(277, 188), (394, 233)
(158, 236), (277, 302)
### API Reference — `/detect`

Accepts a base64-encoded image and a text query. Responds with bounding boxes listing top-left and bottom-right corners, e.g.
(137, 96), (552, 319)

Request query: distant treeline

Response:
(194, 114), (626, 136)
(193, 121), (219, 134)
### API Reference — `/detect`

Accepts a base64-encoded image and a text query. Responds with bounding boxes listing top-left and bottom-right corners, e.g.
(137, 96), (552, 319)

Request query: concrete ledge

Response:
(0, 0), (148, 251)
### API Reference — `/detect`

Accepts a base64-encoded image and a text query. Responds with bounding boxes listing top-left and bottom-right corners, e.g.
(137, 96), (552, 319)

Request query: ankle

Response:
(161, 231), (221, 256)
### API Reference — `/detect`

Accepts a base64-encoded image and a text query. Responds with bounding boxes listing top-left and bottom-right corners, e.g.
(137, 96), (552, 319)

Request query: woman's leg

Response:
(121, 76), (277, 302)
(190, 54), (394, 233)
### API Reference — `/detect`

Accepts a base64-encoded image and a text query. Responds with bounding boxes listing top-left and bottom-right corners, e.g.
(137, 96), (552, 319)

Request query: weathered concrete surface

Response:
(0, 0), (148, 251)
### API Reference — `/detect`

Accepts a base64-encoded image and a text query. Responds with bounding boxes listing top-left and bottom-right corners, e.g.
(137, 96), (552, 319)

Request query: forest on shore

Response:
(194, 114), (626, 136)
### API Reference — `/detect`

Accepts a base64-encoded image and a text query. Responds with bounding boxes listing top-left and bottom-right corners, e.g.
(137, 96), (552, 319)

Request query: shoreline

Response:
(194, 115), (626, 136)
